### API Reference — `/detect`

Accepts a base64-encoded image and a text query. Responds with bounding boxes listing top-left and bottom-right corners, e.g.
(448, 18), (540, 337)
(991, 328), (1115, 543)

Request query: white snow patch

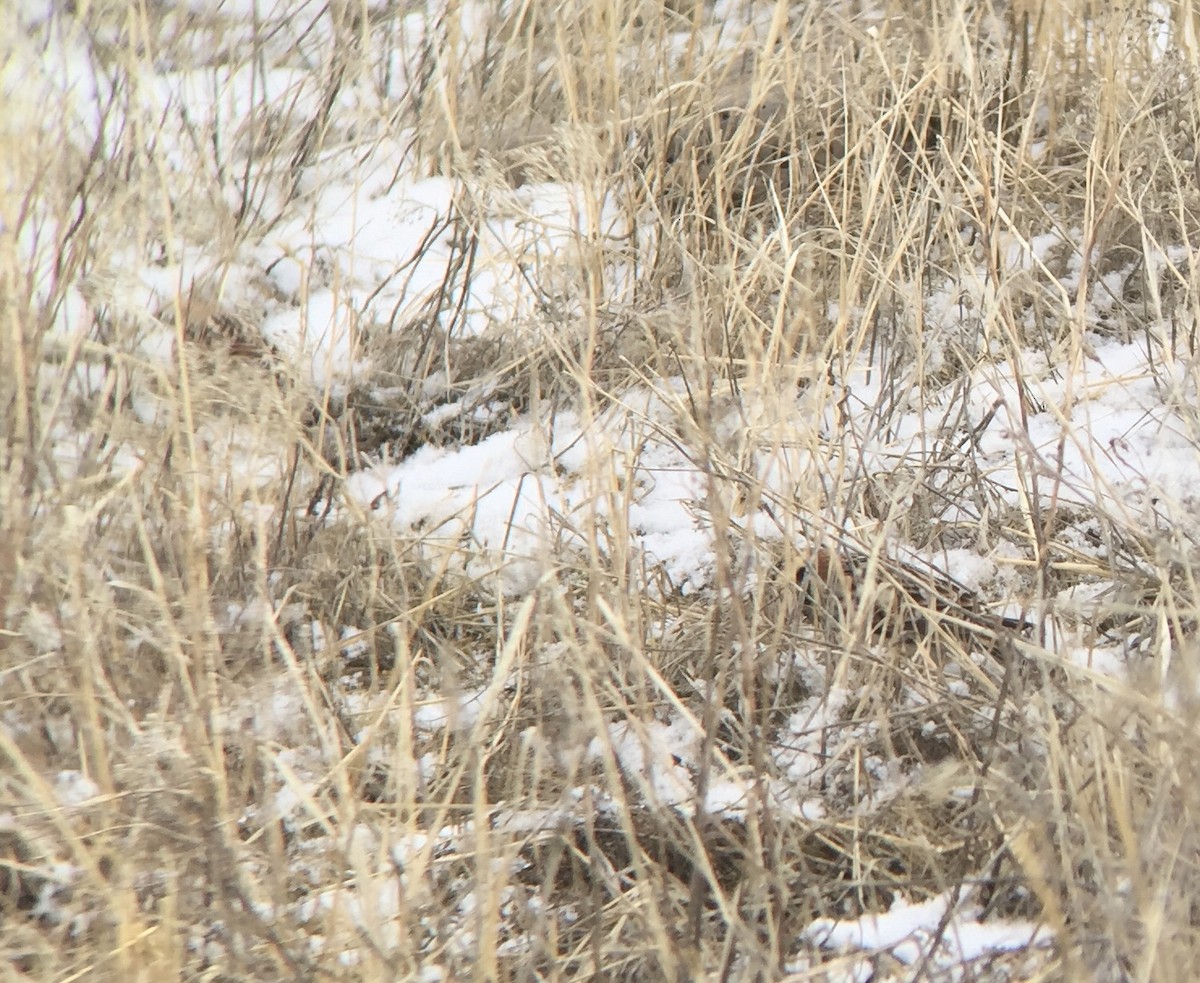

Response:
(803, 891), (1051, 967)
(54, 771), (101, 807)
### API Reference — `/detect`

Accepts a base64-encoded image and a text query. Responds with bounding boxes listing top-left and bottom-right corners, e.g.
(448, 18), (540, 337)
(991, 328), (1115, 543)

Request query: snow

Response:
(802, 890), (1051, 969)
(413, 687), (493, 733)
(53, 770), (100, 808)
(776, 687), (851, 786)
(260, 288), (369, 393)
(16, 0), (1199, 974)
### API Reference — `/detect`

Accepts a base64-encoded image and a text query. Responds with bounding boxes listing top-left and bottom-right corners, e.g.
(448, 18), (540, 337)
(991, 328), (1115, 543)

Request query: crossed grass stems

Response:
(5, 0), (1200, 980)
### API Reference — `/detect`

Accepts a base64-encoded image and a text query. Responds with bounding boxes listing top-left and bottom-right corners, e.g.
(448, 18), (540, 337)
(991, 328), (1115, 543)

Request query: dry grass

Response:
(5, 0), (1200, 980)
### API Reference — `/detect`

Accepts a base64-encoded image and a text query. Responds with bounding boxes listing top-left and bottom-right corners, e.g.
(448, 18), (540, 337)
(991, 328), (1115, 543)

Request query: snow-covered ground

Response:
(7, 0), (1198, 978)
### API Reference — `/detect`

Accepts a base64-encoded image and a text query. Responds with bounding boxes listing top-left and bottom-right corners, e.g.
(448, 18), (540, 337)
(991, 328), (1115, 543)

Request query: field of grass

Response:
(6, 0), (1200, 980)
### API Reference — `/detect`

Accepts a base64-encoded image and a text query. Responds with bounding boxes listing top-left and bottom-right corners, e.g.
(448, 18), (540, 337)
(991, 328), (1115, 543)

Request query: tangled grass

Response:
(5, 1), (1200, 980)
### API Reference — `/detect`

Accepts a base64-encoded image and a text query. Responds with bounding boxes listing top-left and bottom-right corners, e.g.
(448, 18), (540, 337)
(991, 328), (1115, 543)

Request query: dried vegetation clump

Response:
(7, 0), (1200, 980)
